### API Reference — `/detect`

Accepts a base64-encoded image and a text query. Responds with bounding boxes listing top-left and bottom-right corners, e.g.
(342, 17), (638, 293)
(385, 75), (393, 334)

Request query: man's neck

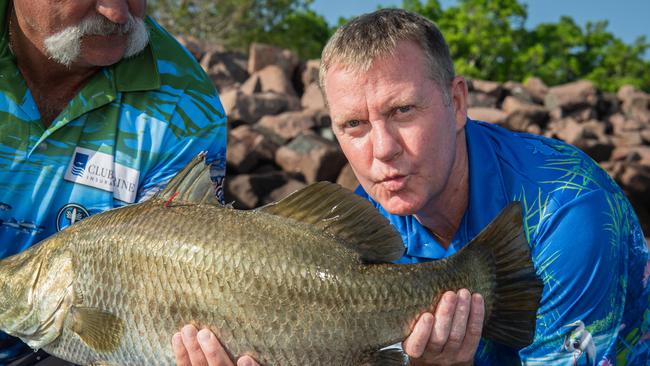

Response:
(8, 7), (99, 127)
(414, 128), (469, 249)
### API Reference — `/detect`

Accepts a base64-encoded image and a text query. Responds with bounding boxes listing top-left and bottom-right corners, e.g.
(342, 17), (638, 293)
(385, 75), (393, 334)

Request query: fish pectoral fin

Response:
(258, 181), (404, 263)
(360, 348), (409, 366)
(69, 306), (124, 353)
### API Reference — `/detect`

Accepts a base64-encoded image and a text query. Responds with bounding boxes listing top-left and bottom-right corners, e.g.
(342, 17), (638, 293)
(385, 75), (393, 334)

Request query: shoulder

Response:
(145, 18), (218, 99)
(470, 120), (621, 214)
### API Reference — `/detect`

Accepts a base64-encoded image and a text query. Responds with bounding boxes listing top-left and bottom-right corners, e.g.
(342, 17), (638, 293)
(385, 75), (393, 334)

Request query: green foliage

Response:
(257, 10), (332, 59)
(147, 0), (331, 59)
(402, 0), (650, 92)
(148, 0), (650, 92)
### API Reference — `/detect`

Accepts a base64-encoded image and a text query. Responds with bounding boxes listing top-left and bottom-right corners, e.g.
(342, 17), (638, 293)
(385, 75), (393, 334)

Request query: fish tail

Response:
(451, 202), (543, 349)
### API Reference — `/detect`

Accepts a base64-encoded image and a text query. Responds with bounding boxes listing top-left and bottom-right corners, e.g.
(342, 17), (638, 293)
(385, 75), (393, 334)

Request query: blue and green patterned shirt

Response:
(357, 120), (649, 365)
(0, 1), (227, 362)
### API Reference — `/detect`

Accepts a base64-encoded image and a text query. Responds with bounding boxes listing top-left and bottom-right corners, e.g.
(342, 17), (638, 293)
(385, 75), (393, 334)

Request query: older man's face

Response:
(324, 40), (467, 215)
(13, 0), (148, 67)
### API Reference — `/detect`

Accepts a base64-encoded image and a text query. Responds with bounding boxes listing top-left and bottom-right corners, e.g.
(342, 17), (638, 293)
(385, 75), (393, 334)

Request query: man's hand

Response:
(403, 289), (484, 365)
(172, 325), (259, 366)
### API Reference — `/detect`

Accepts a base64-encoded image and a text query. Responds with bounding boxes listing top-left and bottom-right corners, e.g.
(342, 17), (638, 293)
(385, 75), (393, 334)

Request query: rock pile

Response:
(178, 37), (650, 238)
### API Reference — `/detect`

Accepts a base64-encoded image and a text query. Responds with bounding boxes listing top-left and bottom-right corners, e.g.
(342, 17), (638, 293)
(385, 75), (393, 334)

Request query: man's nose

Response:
(372, 123), (403, 162)
(96, 0), (130, 24)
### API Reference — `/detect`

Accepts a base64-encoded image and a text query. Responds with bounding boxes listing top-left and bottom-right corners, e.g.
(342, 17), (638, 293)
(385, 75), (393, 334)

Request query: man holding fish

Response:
(0, 0), (226, 364)
(177, 8), (649, 366)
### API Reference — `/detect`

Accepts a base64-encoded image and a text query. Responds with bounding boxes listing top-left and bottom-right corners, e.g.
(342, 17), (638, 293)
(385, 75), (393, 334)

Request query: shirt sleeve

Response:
(135, 90), (227, 203)
(518, 189), (633, 365)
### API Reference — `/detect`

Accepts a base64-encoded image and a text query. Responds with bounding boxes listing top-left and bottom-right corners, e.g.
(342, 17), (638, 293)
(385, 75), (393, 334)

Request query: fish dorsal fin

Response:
(157, 152), (220, 205)
(70, 306), (124, 353)
(258, 181), (404, 263)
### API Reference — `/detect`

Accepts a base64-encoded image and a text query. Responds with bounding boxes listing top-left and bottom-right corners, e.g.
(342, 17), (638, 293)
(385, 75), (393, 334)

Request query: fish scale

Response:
(38, 204), (426, 364)
(0, 155), (542, 365)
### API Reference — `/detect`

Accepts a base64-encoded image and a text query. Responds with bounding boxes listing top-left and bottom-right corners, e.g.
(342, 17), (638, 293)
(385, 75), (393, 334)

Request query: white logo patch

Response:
(64, 147), (140, 203)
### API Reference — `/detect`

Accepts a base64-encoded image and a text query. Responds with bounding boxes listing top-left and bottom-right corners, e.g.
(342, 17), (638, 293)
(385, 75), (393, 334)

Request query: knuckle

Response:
(446, 337), (463, 350)
(448, 329), (464, 343)
(467, 323), (482, 337)
(203, 346), (219, 360)
(438, 303), (455, 317)
(427, 339), (445, 354)
(188, 342), (203, 354)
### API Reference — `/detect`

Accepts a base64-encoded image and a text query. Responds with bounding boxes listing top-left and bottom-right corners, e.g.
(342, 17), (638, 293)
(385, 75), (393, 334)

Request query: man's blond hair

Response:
(319, 8), (455, 103)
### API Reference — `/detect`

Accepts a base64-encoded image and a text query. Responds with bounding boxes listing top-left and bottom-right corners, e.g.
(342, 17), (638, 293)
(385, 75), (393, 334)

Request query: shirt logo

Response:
(56, 203), (90, 231)
(71, 152), (90, 177)
(64, 147), (140, 203)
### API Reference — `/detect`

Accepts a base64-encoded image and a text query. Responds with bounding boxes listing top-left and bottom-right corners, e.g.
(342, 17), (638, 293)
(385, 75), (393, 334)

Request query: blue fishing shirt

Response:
(357, 120), (650, 365)
(0, 2), (227, 362)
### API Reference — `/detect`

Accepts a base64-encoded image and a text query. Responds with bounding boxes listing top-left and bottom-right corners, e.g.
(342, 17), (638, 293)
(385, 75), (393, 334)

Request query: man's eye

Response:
(346, 120), (361, 128)
(396, 106), (412, 114)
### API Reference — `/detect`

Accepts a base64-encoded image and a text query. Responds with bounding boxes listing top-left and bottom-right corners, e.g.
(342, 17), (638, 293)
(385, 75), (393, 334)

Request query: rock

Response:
(266, 179), (308, 203)
(467, 92), (498, 108)
(619, 163), (650, 201)
(201, 49), (248, 92)
(301, 83), (326, 110)
(641, 129), (650, 144)
(544, 80), (598, 113)
(300, 108), (332, 129)
(612, 132), (644, 147)
(621, 91), (650, 124)
(467, 107), (507, 125)
(617, 85), (638, 102)
(226, 138), (259, 173)
(610, 113), (645, 135)
(275, 134), (347, 183)
(596, 92), (620, 119)
(175, 35), (205, 61)
(576, 139), (614, 163)
(221, 90), (300, 124)
(227, 125), (279, 171)
(526, 124), (542, 135)
(503, 81), (534, 104)
(611, 146), (650, 165)
(565, 106), (598, 123)
(502, 96), (549, 131)
(336, 163), (359, 191)
(241, 65), (296, 96)
(302, 59), (321, 87)
(551, 119), (612, 162)
(469, 79), (503, 97)
(225, 174), (259, 209)
(257, 111), (316, 142)
(523, 77), (548, 104)
(225, 171), (290, 209)
(248, 43), (299, 78)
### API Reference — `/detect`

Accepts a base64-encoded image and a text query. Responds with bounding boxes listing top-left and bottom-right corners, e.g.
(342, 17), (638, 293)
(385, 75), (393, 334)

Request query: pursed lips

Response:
(376, 174), (409, 192)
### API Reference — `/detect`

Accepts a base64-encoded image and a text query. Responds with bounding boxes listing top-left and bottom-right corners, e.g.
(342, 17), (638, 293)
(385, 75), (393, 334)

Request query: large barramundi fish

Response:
(0, 154), (542, 365)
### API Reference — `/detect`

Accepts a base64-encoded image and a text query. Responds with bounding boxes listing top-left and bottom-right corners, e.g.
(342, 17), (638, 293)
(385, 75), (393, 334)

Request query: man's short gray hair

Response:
(319, 8), (455, 102)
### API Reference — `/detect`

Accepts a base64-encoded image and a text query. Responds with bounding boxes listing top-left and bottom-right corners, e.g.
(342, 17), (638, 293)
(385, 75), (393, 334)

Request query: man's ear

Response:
(450, 76), (468, 130)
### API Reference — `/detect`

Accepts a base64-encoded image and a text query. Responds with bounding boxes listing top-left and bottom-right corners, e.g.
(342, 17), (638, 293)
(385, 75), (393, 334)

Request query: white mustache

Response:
(43, 14), (149, 67)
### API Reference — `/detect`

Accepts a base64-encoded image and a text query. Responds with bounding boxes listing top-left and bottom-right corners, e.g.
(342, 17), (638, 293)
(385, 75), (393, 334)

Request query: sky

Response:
(311, 0), (650, 58)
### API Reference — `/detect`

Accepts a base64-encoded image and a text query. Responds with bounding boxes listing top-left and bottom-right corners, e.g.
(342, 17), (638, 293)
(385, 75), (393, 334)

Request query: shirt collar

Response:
(461, 119), (510, 243)
(113, 18), (161, 93)
(393, 119), (511, 261)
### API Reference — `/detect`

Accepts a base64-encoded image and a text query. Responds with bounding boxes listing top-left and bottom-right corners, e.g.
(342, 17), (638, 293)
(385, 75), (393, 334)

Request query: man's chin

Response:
(376, 195), (421, 216)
